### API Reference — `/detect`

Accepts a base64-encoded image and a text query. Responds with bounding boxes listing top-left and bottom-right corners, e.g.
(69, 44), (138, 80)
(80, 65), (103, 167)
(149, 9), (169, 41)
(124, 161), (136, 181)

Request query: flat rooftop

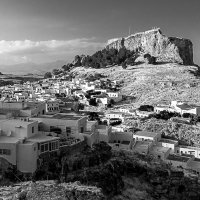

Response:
(134, 131), (159, 138)
(53, 114), (83, 120)
(133, 140), (153, 150)
(159, 139), (178, 144)
(179, 145), (200, 151)
(176, 104), (195, 110)
(35, 114), (84, 121)
(150, 146), (170, 154)
(0, 119), (36, 126)
(0, 136), (19, 144)
(167, 154), (190, 162)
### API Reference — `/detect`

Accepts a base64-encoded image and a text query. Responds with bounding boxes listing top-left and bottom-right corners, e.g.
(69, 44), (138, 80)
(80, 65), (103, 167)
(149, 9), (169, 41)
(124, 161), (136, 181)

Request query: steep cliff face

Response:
(106, 28), (193, 65)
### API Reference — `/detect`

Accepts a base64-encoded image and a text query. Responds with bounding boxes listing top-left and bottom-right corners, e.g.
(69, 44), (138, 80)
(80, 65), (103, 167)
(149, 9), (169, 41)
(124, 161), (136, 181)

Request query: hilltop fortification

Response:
(106, 28), (193, 65)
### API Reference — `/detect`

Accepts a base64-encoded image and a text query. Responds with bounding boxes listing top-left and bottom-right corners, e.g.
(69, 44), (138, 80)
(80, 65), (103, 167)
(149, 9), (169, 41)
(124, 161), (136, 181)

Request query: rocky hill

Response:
(106, 28), (193, 65)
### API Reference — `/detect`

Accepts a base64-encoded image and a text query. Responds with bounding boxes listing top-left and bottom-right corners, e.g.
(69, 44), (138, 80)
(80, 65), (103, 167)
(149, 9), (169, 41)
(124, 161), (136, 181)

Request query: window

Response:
(51, 141), (59, 151)
(32, 127), (34, 133)
(49, 143), (52, 151)
(41, 144), (45, 153)
(80, 127), (84, 133)
(52, 142), (55, 151)
(55, 141), (58, 149)
(66, 127), (71, 134)
(0, 149), (11, 155)
(45, 143), (48, 151)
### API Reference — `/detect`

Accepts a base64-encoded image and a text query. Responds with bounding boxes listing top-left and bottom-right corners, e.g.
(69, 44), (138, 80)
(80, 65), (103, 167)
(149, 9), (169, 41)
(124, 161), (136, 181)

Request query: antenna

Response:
(128, 26), (131, 36)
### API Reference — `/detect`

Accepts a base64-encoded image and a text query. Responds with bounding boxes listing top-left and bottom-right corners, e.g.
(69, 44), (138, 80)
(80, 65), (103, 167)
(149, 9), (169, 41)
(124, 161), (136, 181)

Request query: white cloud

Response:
(0, 38), (105, 64)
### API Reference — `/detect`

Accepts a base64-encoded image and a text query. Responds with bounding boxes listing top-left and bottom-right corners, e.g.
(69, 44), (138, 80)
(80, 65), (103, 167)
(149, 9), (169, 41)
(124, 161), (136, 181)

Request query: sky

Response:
(0, 0), (200, 65)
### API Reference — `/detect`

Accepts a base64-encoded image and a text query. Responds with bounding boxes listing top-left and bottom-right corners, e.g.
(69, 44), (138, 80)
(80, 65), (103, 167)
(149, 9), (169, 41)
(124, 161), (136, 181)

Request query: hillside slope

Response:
(71, 63), (200, 107)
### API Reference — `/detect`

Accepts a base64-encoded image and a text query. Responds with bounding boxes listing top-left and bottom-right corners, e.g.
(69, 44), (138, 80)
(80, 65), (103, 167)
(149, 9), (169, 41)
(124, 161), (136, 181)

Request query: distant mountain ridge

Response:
(0, 60), (66, 75)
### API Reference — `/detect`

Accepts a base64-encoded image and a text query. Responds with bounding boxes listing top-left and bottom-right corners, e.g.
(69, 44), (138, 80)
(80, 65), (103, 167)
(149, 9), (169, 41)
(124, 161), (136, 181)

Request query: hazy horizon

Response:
(0, 0), (200, 66)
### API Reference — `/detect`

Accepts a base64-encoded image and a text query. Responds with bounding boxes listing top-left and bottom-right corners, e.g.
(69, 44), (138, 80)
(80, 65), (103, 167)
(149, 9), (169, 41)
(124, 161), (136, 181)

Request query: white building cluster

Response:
(0, 74), (200, 177)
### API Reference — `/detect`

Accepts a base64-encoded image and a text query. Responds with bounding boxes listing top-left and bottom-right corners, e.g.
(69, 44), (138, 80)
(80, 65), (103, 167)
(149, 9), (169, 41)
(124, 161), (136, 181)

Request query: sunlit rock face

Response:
(106, 28), (193, 65)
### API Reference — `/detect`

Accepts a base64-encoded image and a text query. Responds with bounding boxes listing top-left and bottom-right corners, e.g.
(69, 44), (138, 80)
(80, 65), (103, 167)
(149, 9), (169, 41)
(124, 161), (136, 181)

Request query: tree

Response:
(118, 47), (127, 63)
(62, 64), (72, 71)
(144, 53), (156, 64)
(72, 102), (84, 113)
(73, 55), (82, 67)
(44, 72), (52, 79)
(122, 62), (127, 69)
(182, 113), (192, 118)
(109, 99), (115, 105)
(139, 105), (154, 112)
(88, 112), (100, 122)
(89, 98), (97, 106)
(52, 69), (62, 75)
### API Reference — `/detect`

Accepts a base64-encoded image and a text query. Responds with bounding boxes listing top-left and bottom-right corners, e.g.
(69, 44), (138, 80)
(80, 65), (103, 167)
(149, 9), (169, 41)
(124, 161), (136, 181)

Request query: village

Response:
(0, 72), (199, 178)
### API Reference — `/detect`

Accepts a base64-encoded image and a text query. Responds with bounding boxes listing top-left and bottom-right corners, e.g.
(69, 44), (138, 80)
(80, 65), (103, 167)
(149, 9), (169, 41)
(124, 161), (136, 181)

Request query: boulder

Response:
(106, 28), (193, 65)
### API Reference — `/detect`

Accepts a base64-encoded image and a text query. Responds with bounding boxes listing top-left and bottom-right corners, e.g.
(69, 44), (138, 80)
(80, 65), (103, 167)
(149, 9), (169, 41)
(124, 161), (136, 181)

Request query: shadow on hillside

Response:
(134, 61), (145, 65)
(154, 61), (172, 65)
(131, 61), (172, 67)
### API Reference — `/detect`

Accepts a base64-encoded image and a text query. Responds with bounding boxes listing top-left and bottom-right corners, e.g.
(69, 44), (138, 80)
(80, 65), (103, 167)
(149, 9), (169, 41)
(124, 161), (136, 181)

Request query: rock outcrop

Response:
(106, 28), (193, 65)
(0, 181), (105, 200)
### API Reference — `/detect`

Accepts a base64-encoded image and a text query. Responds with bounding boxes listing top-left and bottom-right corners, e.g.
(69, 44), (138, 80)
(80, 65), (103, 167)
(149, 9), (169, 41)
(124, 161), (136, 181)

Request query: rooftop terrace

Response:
(134, 131), (159, 138)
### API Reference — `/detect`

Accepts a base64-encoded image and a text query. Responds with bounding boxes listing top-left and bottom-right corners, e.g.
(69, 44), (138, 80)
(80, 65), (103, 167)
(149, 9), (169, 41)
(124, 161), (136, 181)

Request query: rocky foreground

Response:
(0, 181), (104, 200)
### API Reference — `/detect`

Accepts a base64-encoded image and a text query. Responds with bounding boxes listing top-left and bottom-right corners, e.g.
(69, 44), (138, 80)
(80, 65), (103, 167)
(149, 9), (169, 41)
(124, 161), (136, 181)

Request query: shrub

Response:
(17, 191), (27, 200)
(138, 105), (154, 112)
(44, 72), (52, 79)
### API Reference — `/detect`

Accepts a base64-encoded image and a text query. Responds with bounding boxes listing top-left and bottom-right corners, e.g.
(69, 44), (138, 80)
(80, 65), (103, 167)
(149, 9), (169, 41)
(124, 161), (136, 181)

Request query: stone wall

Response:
(106, 28), (193, 65)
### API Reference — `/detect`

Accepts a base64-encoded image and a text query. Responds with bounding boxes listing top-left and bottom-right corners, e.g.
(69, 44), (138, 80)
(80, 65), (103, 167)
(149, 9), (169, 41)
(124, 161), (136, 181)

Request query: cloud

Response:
(0, 38), (105, 64)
